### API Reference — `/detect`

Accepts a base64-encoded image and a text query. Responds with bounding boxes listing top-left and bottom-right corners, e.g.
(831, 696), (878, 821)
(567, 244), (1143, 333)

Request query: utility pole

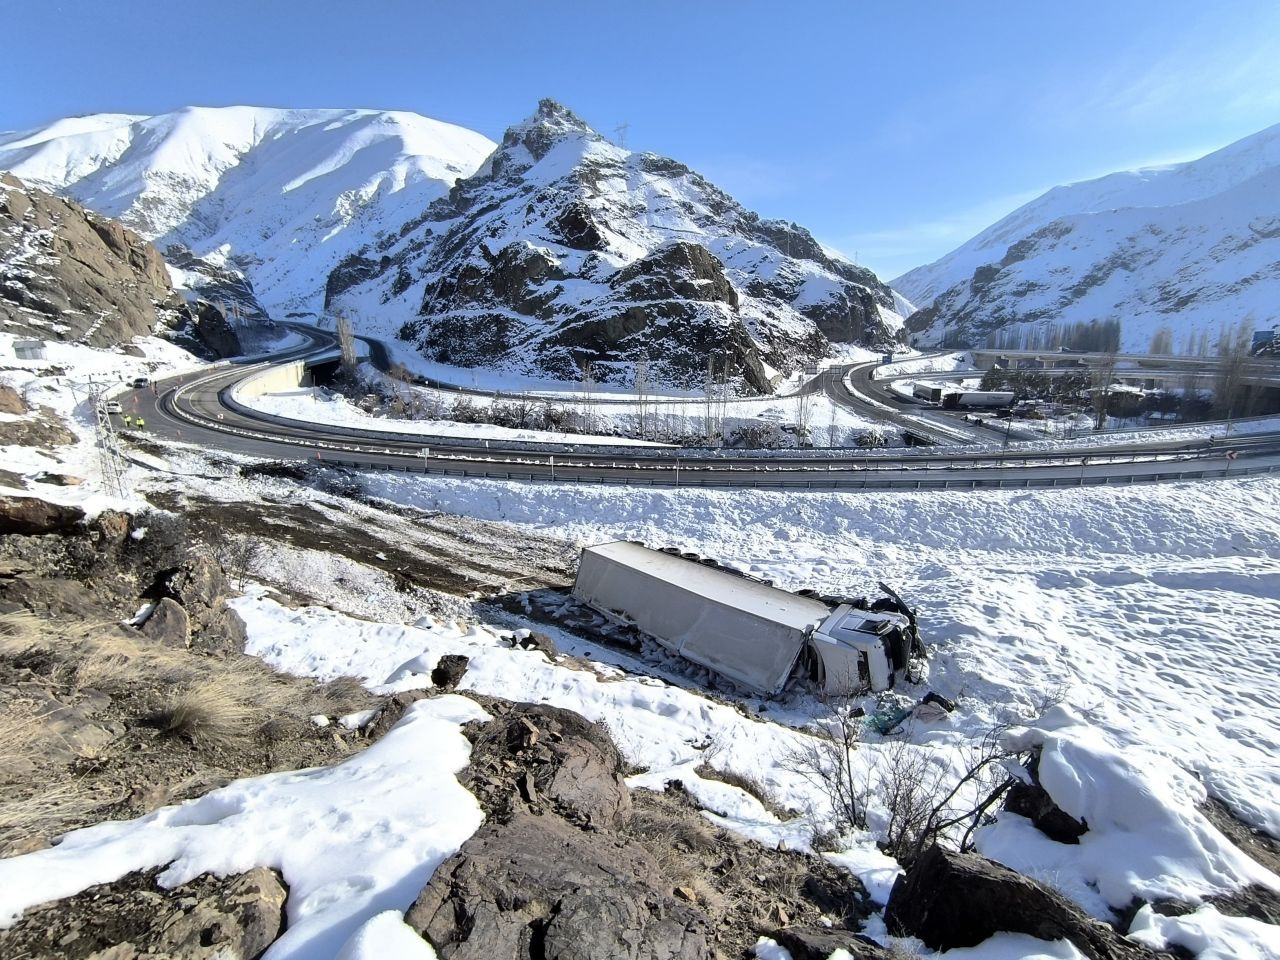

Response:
(613, 122), (629, 148)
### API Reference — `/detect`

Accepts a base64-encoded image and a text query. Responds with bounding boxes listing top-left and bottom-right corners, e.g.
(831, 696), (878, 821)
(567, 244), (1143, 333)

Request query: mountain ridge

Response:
(330, 99), (905, 392)
(894, 122), (1280, 350)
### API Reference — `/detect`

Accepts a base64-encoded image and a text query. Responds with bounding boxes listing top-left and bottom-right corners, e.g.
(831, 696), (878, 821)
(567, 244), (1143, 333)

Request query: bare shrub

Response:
(786, 699), (1025, 865)
(782, 707), (868, 835)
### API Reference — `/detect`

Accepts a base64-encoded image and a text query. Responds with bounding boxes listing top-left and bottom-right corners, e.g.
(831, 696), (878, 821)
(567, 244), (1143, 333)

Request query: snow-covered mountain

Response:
(330, 100), (904, 393)
(894, 123), (1280, 351)
(0, 106), (497, 318)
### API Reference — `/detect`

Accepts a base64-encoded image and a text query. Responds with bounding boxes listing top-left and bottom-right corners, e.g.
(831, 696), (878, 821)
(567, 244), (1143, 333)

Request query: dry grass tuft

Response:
(150, 675), (256, 748)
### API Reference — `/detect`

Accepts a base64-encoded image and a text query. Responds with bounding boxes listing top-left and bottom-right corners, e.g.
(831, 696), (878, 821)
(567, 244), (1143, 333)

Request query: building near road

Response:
(572, 541), (922, 696)
(13, 339), (45, 361)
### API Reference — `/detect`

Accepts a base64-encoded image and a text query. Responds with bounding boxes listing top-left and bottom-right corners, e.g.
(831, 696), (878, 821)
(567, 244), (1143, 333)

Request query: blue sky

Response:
(3, 0), (1278, 280)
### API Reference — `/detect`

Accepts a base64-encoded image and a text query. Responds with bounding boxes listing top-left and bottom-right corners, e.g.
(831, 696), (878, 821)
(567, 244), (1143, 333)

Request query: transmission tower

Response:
(613, 123), (630, 149)
(88, 382), (127, 499)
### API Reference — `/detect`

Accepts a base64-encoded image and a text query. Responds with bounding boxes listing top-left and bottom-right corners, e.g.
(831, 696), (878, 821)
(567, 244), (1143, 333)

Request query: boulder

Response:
(405, 810), (710, 960)
(0, 496), (85, 535)
(769, 926), (895, 960)
(33, 472), (83, 487)
(884, 845), (1155, 960)
(92, 510), (131, 546)
(139, 597), (190, 648)
(511, 630), (556, 660)
(0, 384), (26, 414)
(431, 654), (470, 690)
(465, 703), (631, 831)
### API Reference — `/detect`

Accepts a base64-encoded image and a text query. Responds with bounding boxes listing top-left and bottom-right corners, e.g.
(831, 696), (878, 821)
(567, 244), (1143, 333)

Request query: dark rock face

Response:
(182, 300), (243, 359)
(884, 845), (1155, 960)
(326, 253), (388, 309)
(327, 99), (903, 393)
(406, 810), (710, 960)
(0, 174), (187, 347)
(0, 496), (85, 536)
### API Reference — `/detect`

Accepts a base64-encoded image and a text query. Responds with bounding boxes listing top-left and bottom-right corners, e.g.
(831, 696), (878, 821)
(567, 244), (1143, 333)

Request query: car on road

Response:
(105, 400), (122, 414)
(131, 376), (149, 388)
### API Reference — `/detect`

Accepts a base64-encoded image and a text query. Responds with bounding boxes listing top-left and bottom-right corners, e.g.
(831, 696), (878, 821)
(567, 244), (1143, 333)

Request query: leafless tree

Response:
(1149, 325), (1174, 356)
(1090, 353), (1119, 430)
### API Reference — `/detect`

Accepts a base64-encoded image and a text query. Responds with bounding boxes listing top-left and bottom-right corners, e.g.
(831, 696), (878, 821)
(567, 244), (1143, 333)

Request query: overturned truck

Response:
(572, 541), (924, 696)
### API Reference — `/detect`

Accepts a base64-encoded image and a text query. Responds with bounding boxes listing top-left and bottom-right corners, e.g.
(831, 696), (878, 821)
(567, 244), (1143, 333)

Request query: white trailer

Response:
(573, 541), (916, 696)
(941, 389), (1015, 409)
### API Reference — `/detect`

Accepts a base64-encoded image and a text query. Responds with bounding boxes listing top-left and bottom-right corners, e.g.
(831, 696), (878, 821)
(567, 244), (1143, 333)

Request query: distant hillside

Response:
(0, 106), (497, 319)
(894, 123), (1280, 351)
(329, 100), (905, 393)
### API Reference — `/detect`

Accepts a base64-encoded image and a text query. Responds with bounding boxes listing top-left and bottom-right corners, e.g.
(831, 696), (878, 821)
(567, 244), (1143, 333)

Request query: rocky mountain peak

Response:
(483, 99), (607, 184)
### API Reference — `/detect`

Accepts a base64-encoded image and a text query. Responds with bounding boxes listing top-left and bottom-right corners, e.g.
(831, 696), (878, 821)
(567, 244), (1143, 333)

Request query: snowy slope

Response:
(894, 123), (1280, 351)
(0, 106), (497, 318)
(332, 100), (905, 393)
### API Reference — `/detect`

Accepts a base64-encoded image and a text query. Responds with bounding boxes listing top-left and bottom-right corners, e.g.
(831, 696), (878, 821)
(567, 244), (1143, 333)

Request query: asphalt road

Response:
(114, 326), (1280, 491)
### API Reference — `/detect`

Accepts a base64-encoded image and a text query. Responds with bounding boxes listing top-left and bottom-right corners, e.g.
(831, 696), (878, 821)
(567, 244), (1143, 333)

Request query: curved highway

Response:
(117, 325), (1280, 491)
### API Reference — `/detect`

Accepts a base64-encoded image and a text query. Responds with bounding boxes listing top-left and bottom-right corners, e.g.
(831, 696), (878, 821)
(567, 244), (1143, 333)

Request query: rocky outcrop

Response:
(154, 554), (247, 652)
(0, 867), (287, 959)
(182, 300), (244, 359)
(463, 703), (632, 831)
(0, 174), (188, 347)
(407, 702), (711, 958)
(884, 845), (1155, 959)
(407, 810), (711, 960)
(329, 99), (904, 393)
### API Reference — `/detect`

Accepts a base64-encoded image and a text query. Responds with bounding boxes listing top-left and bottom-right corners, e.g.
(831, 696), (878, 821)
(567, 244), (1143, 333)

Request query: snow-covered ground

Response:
(3, 335), (1279, 958)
